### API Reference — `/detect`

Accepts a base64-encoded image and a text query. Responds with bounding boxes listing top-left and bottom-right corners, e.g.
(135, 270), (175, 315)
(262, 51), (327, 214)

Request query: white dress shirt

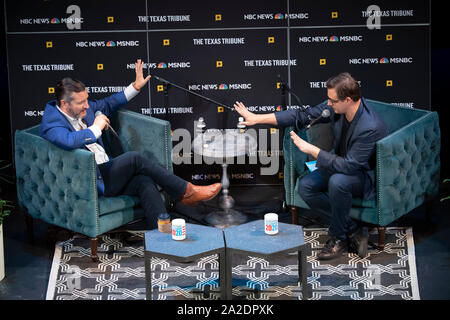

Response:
(56, 83), (139, 164)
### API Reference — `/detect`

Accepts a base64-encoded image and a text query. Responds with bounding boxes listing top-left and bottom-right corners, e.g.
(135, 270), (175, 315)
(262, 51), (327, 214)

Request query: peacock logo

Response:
(51, 18), (60, 24)
(329, 36), (339, 42)
(106, 41), (116, 47)
(158, 62), (167, 69)
(219, 84), (228, 90)
(274, 13), (284, 20)
(380, 57), (389, 64)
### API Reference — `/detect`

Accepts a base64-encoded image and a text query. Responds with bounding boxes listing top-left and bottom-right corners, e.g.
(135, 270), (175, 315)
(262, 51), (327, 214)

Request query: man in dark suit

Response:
(40, 59), (221, 229)
(234, 73), (388, 260)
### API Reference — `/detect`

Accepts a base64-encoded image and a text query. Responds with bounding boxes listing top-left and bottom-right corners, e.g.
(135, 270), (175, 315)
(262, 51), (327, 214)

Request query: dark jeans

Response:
(98, 151), (188, 229)
(298, 169), (364, 240)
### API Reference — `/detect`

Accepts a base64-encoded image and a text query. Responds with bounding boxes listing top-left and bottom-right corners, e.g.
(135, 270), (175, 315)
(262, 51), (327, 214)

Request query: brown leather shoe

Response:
(181, 182), (222, 206)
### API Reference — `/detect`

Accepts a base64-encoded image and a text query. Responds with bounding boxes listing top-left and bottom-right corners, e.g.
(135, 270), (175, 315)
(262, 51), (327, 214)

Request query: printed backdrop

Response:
(4, 0), (431, 185)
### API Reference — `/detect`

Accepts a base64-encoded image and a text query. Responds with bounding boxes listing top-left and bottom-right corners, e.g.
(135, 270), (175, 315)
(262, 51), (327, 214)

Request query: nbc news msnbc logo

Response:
(349, 57), (413, 64)
(188, 83), (252, 91)
(75, 40), (140, 48)
(243, 12), (309, 20)
(126, 62), (191, 69)
(299, 35), (363, 43)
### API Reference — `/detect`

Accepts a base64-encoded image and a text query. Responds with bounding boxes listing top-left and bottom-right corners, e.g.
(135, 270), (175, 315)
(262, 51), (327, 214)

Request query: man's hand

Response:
(290, 131), (320, 158)
(234, 101), (278, 126)
(234, 101), (260, 126)
(133, 59), (151, 91)
(93, 113), (110, 130)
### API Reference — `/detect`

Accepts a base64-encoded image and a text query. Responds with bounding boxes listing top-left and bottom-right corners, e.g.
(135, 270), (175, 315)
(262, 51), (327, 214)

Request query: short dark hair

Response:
(55, 77), (86, 106)
(326, 72), (361, 102)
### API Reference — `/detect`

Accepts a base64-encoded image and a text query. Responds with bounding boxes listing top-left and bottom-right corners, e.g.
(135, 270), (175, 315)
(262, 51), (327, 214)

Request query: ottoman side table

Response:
(223, 220), (311, 300)
(144, 223), (226, 299)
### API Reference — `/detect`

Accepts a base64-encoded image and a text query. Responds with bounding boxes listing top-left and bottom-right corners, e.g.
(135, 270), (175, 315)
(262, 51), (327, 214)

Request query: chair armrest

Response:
(376, 111), (440, 225)
(15, 129), (99, 237)
(113, 110), (173, 172)
(283, 127), (310, 205)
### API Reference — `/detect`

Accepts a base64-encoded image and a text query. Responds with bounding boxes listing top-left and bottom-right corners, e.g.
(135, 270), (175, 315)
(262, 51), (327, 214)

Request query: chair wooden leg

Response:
(290, 206), (299, 225)
(91, 238), (99, 262)
(377, 227), (386, 251)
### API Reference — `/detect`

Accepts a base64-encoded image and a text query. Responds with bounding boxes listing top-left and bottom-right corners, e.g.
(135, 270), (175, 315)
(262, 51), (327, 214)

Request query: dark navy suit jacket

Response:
(275, 98), (388, 200)
(40, 91), (128, 195)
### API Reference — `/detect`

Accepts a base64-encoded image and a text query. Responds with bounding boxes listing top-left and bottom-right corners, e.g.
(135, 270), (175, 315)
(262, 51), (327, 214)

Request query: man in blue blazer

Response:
(40, 59), (221, 229)
(234, 73), (388, 260)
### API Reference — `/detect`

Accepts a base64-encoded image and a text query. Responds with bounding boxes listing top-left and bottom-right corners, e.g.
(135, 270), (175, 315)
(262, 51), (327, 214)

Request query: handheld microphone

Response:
(305, 109), (331, 130)
(95, 111), (119, 137)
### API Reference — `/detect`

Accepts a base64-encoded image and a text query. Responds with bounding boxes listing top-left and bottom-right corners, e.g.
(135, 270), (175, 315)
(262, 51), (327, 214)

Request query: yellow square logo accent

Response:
(268, 37), (275, 43)
(218, 106), (224, 113)
(215, 14), (222, 21)
(157, 85), (164, 92)
(163, 39), (170, 46)
(386, 80), (393, 87)
(48, 87), (55, 94)
(386, 34), (393, 41)
(332, 12), (338, 19)
(277, 82), (281, 89)
(270, 128), (277, 134)
(46, 41), (53, 48)
(320, 59), (327, 65)
(107, 16), (114, 23)
(97, 64), (104, 70)
(216, 61), (223, 68)
(278, 172), (284, 179)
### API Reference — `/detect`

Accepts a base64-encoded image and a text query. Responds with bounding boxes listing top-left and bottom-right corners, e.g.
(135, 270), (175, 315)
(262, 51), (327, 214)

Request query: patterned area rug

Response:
(46, 227), (420, 300)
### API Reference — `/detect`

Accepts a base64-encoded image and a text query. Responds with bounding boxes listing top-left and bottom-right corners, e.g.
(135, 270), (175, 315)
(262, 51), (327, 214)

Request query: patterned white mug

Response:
(171, 218), (186, 240)
(264, 213), (278, 235)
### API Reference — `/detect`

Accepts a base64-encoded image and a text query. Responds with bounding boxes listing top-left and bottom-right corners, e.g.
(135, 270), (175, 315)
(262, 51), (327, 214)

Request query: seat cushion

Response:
(98, 195), (140, 216)
(292, 176), (376, 209)
(350, 196), (376, 209)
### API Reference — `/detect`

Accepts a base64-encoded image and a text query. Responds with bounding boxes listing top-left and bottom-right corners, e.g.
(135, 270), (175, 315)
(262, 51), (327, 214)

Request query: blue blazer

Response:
(40, 91), (128, 195)
(275, 98), (388, 200)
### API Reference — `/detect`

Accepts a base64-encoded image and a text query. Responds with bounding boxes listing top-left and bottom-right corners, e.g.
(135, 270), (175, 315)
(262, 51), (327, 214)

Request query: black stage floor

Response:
(1, 185), (449, 300)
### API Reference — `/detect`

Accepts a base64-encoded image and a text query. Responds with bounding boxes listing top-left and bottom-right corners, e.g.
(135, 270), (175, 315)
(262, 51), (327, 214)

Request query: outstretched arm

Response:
(233, 101), (278, 126)
(90, 59), (152, 116)
(290, 131), (321, 159)
(132, 59), (151, 91)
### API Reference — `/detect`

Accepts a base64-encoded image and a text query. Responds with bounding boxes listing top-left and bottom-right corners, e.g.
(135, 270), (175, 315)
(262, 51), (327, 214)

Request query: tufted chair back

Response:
(283, 99), (441, 249)
(15, 125), (99, 236)
(370, 100), (441, 225)
(369, 101), (430, 134)
(15, 110), (173, 260)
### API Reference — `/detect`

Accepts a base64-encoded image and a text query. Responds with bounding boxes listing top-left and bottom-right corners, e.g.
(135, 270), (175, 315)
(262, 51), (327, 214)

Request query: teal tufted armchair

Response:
(283, 99), (441, 249)
(14, 110), (173, 261)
